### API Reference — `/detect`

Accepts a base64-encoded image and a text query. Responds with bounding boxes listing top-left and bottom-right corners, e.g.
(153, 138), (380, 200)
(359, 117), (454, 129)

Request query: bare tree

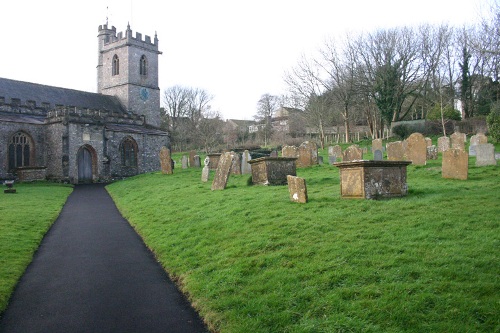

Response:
(255, 93), (279, 146)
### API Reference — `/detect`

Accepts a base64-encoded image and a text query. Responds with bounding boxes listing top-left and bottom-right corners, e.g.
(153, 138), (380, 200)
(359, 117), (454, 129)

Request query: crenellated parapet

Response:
(98, 23), (159, 50)
(45, 106), (145, 126)
(0, 97), (50, 116)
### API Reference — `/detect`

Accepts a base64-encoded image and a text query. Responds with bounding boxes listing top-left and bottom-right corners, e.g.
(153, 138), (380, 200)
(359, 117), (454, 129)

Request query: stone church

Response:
(0, 24), (169, 183)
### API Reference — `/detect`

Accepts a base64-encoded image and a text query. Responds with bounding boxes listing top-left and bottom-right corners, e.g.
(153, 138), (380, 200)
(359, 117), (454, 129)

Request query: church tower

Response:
(97, 23), (162, 128)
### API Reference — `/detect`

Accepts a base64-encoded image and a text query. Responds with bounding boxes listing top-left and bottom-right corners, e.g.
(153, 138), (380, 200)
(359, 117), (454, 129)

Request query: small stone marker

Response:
(373, 149), (383, 161)
(231, 152), (242, 175)
(406, 133), (427, 165)
(475, 143), (497, 166)
(318, 156), (324, 164)
(287, 175), (308, 203)
(442, 149), (468, 180)
(189, 150), (197, 167)
(3, 180), (16, 194)
(181, 155), (189, 169)
(342, 145), (363, 161)
(450, 132), (466, 151)
(201, 156), (210, 182)
(386, 141), (404, 161)
(469, 133), (488, 156)
(241, 150), (252, 174)
(426, 145), (438, 160)
(193, 155), (201, 168)
(372, 139), (383, 153)
(159, 146), (173, 174)
(211, 152), (234, 190)
(437, 136), (450, 153)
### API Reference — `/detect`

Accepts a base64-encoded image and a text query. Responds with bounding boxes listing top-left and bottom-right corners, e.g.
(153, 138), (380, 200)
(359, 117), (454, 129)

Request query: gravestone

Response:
(297, 141), (318, 168)
(442, 149), (468, 180)
(328, 155), (337, 165)
(437, 136), (450, 153)
(193, 155), (201, 168)
(406, 133), (427, 165)
(425, 137), (432, 147)
(450, 132), (466, 151)
(241, 150), (252, 174)
(270, 150), (278, 158)
(372, 139), (383, 153)
(282, 145), (299, 158)
(386, 141), (404, 161)
(426, 145), (438, 160)
(342, 145), (363, 162)
(207, 153), (221, 170)
(318, 156), (324, 164)
(211, 152), (234, 190)
(201, 156), (210, 182)
(287, 175), (308, 203)
(475, 143), (497, 166)
(248, 157), (297, 185)
(331, 145), (342, 160)
(181, 155), (189, 169)
(189, 150), (196, 167)
(231, 152), (242, 175)
(469, 133), (488, 156)
(159, 146), (173, 174)
(373, 149), (383, 161)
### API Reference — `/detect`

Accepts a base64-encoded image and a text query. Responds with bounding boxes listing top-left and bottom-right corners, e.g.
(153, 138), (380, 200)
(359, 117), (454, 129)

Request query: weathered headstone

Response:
(437, 136), (450, 153)
(270, 150), (278, 158)
(475, 143), (497, 166)
(207, 153), (221, 170)
(469, 133), (488, 156)
(201, 156), (210, 182)
(159, 146), (173, 174)
(231, 152), (242, 175)
(181, 155), (189, 169)
(189, 150), (197, 167)
(193, 155), (201, 168)
(287, 175), (308, 203)
(442, 149), (468, 180)
(426, 145), (438, 160)
(241, 150), (252, 174)
(342, 145), (363, 161)
(282, 145), (299, 158)
(406, 133), (427, 165)
(318, 156), (323, 164)
(386, 141), (404, 161)
(328, 155), (337, 165)
(372, 139), (383, 153)
(450, 132), (466, 151)
(331, 145), (342, 160)
(425, 137), (432, 147)
(297, 141), (318, 168)
(211, 152), (234, 190)
(373, 149), (383, 161)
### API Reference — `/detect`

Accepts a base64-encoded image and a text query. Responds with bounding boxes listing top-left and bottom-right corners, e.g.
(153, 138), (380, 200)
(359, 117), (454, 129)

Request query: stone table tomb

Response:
(248, 157), (297, 185)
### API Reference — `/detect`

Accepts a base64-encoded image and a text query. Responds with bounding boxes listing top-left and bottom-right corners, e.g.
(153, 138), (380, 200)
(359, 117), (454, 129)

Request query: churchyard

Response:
(1, 136), (499, 332)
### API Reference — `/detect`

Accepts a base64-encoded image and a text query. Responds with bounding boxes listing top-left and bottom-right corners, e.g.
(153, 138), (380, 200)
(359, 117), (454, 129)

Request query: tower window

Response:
(8, 131), (33, 171)
(112, 54), (120, 76)
(120, 137), (138, 167)
(140, 55), (147, 76)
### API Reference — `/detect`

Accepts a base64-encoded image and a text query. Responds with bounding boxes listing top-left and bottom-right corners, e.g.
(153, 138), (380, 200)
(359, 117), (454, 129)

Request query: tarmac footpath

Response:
(0, 183), (209, 333)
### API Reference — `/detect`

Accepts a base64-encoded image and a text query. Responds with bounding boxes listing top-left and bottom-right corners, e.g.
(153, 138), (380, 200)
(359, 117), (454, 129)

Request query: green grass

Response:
(0, 182), (73, 312)
(107, 153), (500, 332)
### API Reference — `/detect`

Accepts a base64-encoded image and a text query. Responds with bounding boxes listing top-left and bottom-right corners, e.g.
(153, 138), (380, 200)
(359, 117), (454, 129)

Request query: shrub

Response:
(426, 104), (461, 121)
(486, 102), (500, 142)
(392, 124), (411, 139)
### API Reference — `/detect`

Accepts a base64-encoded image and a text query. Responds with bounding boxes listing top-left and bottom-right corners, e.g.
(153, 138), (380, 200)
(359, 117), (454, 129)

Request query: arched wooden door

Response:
(77, 146), (93, 183)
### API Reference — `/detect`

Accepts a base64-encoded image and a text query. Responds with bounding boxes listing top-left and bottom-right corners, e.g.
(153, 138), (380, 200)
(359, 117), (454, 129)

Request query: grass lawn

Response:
(0, 182), (73, 313)
(107, 150), (499, 333)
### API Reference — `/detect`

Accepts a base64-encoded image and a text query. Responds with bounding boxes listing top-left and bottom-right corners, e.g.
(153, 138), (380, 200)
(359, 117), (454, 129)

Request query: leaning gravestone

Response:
(201, 156), (210, 182)
(406, 132), (427, 165)
(159, 146), (173, 174)
(241, 150), (252, 174)
(442, 149), (468, 180)
(287, 175), (308, 203)
(373, 149), (383, 161)
(386, 141), (404, 161)
(372, 139), (383, 153)
(342, 145), (363, 162)
(231, 152), (242, 175)
(427, 145), (438, 160)
(475, 143), (497, 166)
(211, 152), (234, 190)
(450, 132), (466, 151)
(469, 133), (488, 156)
(437, 136), (450, 153)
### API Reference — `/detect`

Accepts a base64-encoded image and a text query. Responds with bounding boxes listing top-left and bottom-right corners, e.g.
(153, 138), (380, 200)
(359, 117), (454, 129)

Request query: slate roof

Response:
(106, 123), (168, 136)
(0, 113), (45, 124)
(0, 77), (126, 113)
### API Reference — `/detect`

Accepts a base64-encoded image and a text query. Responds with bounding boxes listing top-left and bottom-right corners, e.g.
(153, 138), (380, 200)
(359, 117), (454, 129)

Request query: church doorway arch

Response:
(77, 145), (97, 183)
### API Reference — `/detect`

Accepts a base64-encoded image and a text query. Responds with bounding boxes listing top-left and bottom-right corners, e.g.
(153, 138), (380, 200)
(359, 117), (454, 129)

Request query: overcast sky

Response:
(0, 0), (490, 120)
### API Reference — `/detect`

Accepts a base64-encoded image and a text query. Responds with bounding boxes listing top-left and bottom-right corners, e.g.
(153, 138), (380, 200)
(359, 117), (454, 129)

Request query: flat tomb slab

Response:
(248, 157), (297, 185)
(334, 160), (412, 199)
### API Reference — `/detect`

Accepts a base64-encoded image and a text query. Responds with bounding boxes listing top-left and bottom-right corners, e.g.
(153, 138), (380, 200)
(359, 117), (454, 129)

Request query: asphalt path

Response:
(0, 184), (209, 333)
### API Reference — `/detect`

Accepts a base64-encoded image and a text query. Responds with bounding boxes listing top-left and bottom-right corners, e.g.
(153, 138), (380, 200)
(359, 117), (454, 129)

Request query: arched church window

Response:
(120, 137), (138, 167)
(8, 131), (34, 171)
(140, 55), (147, 76)
(112, 54), (119, 76)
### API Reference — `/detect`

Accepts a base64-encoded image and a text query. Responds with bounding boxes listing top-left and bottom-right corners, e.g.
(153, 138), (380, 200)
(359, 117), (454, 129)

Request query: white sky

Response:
(0, 0), (490, 120)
